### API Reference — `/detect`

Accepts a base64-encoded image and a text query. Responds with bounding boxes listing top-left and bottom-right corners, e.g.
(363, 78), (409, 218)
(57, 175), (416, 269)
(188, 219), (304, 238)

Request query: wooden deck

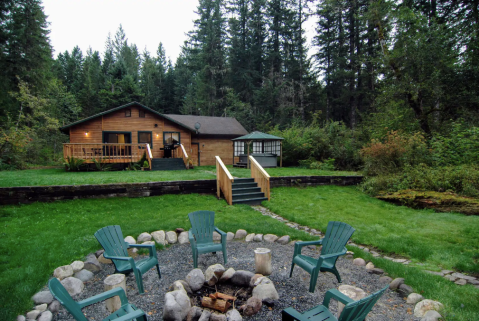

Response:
(63, 143), (150, 163)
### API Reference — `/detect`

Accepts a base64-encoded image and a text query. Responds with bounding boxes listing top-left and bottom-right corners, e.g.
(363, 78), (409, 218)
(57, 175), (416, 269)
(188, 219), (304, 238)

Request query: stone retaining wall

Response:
(0, 175), (362, 205)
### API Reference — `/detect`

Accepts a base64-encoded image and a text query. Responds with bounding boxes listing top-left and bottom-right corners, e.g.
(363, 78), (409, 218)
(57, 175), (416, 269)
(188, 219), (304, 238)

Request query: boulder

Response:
(74, 269), (94, 282)
(137, 232), (152, 243)
(186, 306), (202, 321)
(142, 241), (155, 246)
(60, 277), (84, 296)
(32, 291), (54, 305)
(163, 290), (191, 321)
(186, 269), (205, 291)
(231, 270), (255, 287)
(420, 310), (442, 321)
(264, 234), (278, 243)
(176, 228), (185, 233)
(83, 253), (101, 273)
(48, 300), (60, 313)
(169, 281), (187, 293)
(176, 280), (193, 294)
(151, 231), (166, 245)
(205, 264), (225, 286)
(53, 265), (73, 280)
(276, 235), (290, 245)
(226, 309), (242, 321)
(38, 311), (53, 321)
(98, 254), (113, 264)
(219, 268), (236, 283)
(389, 278), (405, 290)
(17, 315), (25, 321)
(451, 272), (476, 281)
(407, 293), (424, 305)
(245, 234), (255, 242)
(26, 310), (41, 320)
(227, 232), (235, 241)
(250, 274), (264, 287)
(94, 249), (104, 258)
(210, 313), (227, 321)
(378, 276), (393, 284)
(414, 299), (444, 317)
(198, 310), (211, 321)
(124, 236), (136, 244)
(398, 284), (414, 297)
(235, 229), (247, 239)
(35, 304), (47, 312)
(455, 279), (467, 285)
(70, 261), (84, 273)
(352, 258), (366, 266)
(337, 285), (367, 316)
(242, 297), (262, 316)
(365, 262), (375, 270)
(166, 231), (178, 244)
(253, 234), (263, 242)
(178, 232), (190, 244)
(252, 277), (279, 301)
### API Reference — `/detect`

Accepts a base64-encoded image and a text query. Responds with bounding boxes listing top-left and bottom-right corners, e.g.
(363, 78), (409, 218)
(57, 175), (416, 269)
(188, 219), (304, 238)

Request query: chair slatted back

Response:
(339, 285), (388, 321)
(188, 211), (216, 244)
(48, 278), (87, 321)
(94, 225), (129, 267)
(320, 221), (355, 256)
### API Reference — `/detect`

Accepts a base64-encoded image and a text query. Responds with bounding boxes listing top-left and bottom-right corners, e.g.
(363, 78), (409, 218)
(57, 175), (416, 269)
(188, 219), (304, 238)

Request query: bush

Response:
(430, 123), (479, 166)
(64, 157), (85, 172)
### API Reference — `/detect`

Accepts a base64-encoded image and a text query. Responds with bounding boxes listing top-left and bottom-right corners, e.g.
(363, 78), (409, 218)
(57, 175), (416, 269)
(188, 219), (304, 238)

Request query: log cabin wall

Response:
(192, 136), (239, 166)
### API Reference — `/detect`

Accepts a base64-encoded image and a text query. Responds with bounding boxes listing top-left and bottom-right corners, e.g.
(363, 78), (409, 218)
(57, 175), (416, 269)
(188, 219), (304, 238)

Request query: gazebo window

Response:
(253, 141), (262, 153)
(234, 141), (244, 156)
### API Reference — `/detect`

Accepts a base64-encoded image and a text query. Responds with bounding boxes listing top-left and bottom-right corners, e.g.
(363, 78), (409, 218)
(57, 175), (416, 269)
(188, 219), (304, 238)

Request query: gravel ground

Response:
(52, 241), (420, 321)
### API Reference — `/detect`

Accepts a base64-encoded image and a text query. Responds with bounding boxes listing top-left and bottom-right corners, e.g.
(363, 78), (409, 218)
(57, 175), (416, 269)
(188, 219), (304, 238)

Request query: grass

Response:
(0, 166), (358, 187)
(0, 194), (315, 320)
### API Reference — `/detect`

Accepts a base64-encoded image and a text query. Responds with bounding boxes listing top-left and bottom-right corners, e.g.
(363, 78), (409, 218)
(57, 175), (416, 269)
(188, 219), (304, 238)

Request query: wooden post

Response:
(280, 141), (283, 167)
(247, 141), (251, 169)
(254, 248), (272, 276)
(104, 274), (126, 313)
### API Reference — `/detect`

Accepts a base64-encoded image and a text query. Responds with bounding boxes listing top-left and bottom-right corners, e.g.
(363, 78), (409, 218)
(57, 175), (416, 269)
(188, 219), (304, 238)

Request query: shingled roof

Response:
(163, 114), (248, 136)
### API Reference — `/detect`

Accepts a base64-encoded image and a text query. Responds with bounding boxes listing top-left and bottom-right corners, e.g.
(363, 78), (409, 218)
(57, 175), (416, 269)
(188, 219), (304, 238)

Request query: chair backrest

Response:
(339, 285), (388, 321)
(94, 225), (129, 267)
(48, 278), (87, 321)
(188, 211), (216, 244)
(320, 221), (355, 256)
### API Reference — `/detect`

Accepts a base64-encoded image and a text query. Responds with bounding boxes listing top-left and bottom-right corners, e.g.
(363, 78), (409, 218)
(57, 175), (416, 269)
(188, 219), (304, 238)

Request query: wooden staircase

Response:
(232, 178), (268, 205)
(151, 158), (186, 171)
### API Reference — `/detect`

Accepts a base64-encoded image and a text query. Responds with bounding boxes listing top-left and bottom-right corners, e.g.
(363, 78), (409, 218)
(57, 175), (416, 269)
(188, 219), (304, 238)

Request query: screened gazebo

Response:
(232, 131), (284, 168)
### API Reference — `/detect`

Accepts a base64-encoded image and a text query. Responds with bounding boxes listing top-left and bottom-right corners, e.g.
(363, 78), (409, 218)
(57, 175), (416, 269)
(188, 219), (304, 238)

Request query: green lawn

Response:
(0, 166), (358, 187)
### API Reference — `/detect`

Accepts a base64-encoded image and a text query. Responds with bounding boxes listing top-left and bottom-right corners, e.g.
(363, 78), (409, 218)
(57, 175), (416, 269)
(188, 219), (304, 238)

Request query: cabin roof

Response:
(163, 114), (248, 136)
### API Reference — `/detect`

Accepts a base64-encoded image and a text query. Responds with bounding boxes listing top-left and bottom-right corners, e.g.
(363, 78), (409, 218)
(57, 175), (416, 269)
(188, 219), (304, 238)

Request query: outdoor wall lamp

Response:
(85, 131), (89, 136)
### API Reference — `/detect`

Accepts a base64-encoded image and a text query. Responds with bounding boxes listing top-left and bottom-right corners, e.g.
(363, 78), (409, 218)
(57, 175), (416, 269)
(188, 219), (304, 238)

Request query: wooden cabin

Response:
(60, 102), (248, 169)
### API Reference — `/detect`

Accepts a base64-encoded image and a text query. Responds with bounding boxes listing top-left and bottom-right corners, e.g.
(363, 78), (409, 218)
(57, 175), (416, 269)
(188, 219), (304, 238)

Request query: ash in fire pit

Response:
(163, 264), (279, 320)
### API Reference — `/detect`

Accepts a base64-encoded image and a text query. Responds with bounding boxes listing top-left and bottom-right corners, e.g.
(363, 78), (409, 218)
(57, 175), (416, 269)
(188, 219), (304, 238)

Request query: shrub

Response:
(92, 158), (112, 171)
(64, 157), (85, 172)
(430, 123), (479, 166)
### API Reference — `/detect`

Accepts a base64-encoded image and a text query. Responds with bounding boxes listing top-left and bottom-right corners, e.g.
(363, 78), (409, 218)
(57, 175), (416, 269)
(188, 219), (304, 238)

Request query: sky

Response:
(42, 0), (316, 63)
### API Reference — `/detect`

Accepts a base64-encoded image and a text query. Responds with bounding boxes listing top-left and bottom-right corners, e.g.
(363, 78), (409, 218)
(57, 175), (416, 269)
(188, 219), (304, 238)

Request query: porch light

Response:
(85, 131), (89, 136)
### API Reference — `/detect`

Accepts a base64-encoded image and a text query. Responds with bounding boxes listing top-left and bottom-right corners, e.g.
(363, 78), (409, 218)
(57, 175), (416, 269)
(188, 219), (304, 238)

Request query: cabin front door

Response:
(102, 132), (132, 156)
(190, 143), (199, 166)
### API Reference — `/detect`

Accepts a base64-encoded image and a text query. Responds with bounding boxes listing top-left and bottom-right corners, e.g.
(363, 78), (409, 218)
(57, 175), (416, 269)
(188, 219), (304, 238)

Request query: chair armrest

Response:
(103, 254), (134, 262)
(114, 309), (146, 321)
(78, 287), (128, 308)
(215, 227), (227, 242)
(129, 243), (157, 258)
(319, 248), (347, 260)
(282, 307), (305, 321)
(293, 239), (323, 256)
(323, 289), (354, 308)
(188, 230), (197, 246)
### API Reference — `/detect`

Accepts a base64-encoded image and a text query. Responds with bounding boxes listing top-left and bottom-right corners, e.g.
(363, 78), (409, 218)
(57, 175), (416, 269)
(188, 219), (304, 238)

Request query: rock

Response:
(210, 313), (227, 321)
(38, 311), (53, 321)
(252, 277), (279, 301)
(26, 310), (41, 320)
(83, 253), (101, 273)
(379, 276), (393, 284)
(35, 304), (48, 312)
(142, 241), (155, 245)
(389, 278), (405, 290)
(363, 248), (370, 252)
(169, 280), (187, 293)
(166, 231), (178, 244)
(70, 261), (84, 273)
(441, 270), (453, 275)
(253, 234), (263, 242)
(98, 254), (113, 264)
(235, 229), (247, 239)
(226, 308), (242, 321)
(392, 258), (407, 263)
(60, 277), (84, 296)
(204, 264), (225, 286)
(32, 291), (54, 305)
(219, 268), (236, 283)
(426, 270), (443, 276)
(264, 234), (278, 243)
(17, 315), (25, 321)
(262, 298), (275, 307)
(53, 265), (73, 280)
(365, 262), (375, 270)
(198, 310), (211, 321)
(455, 279), (467, 285)
(370, 251), (380, 257)
(94, 249), (104, 258)
(398, 284), (414, 297)
(151, 231), (166, 245)
(213, 231), (221, 241)
(414, 299), (444, 317)
(178, 231), (190, 244)
(137, 232), (152, 243)
(276, 235), (290, 244)
(242, 297), (262, 316)
(444, 275), (457, 282)
(383, 256), (394, 261)
(467, 279), (479, 285)
(186, 269), (205, 291)
(128, 248), (138, 258)
(250, 274), (264, 287)
(420, 310), (442, 321)
(231, 270), (255, 287)
(227, 232), (235, 241)
(124, 236), (136, 244)
(353, 258), (366, 266)
(368, 268), (384, 275)
(451, 272), (476, 281)
(337, 285), (367, 316)
(407, 293), (424, 305)
(74, 269), (94, 282)
(176, 228), (185, 233)
(48, 300), (60, 313)
(186, 306), (202, 321)
(163, 290), (191, 321)
(245, 233), (255, 242)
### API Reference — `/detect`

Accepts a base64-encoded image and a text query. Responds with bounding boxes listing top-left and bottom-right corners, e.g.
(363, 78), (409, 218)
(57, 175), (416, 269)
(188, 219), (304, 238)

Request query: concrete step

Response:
(232, 197), (268, 205)
(232, 192), (265, 201)
(232, 187), (262, 194)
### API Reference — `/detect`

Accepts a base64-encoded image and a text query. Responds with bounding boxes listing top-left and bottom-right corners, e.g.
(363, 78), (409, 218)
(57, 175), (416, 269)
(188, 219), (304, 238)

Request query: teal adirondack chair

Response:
(48, 278), (147, 321)
(282, 285), (388, 321)
(188, 210), (227, 268)
(94, 225), (160, 294)
(290, 221), (355, 292)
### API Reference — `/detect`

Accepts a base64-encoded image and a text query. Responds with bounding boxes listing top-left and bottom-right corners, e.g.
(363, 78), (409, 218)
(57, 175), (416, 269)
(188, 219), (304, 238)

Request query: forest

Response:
(0, 0), (478, 196)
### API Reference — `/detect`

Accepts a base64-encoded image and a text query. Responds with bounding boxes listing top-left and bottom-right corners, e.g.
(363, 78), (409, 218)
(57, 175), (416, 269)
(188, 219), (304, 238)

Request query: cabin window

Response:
(139, 109), (145, 118)
(163, 132), (180, 145)
(125, 109), (131, 117)
(138, 131), (152, 148)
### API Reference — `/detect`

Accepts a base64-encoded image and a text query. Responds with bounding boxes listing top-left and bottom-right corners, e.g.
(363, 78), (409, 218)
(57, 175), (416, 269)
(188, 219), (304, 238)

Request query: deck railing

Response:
(178, 144), (189, 169)
(63, 143), (149, 163)
(216, 156), (234, 205)
(249, 155), (270, 200)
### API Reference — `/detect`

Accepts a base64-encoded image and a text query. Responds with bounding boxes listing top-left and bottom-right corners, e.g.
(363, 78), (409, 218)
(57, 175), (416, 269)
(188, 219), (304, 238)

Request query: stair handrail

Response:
(179, 144), (189, 169)
(146, 144), (153, 170)
(249, 156), (270, 201)
(216, 156), (234, 205)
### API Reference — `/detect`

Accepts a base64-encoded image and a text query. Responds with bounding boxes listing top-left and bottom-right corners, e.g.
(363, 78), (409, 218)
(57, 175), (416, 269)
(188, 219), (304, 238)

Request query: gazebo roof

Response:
(232, 131), (284, 141)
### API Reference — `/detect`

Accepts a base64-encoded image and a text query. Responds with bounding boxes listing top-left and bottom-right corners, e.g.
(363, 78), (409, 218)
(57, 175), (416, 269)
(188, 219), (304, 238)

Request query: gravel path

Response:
(53, 241), (420, 321)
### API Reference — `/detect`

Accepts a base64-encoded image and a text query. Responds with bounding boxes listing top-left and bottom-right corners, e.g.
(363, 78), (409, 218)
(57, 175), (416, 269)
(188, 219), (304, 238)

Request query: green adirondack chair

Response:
(290, 221), (355, 292)
(282, 285), (388, 321)
(94, 225), (160, 294)
(48, 278), (147, 321)
(188, 210), (227, 268)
